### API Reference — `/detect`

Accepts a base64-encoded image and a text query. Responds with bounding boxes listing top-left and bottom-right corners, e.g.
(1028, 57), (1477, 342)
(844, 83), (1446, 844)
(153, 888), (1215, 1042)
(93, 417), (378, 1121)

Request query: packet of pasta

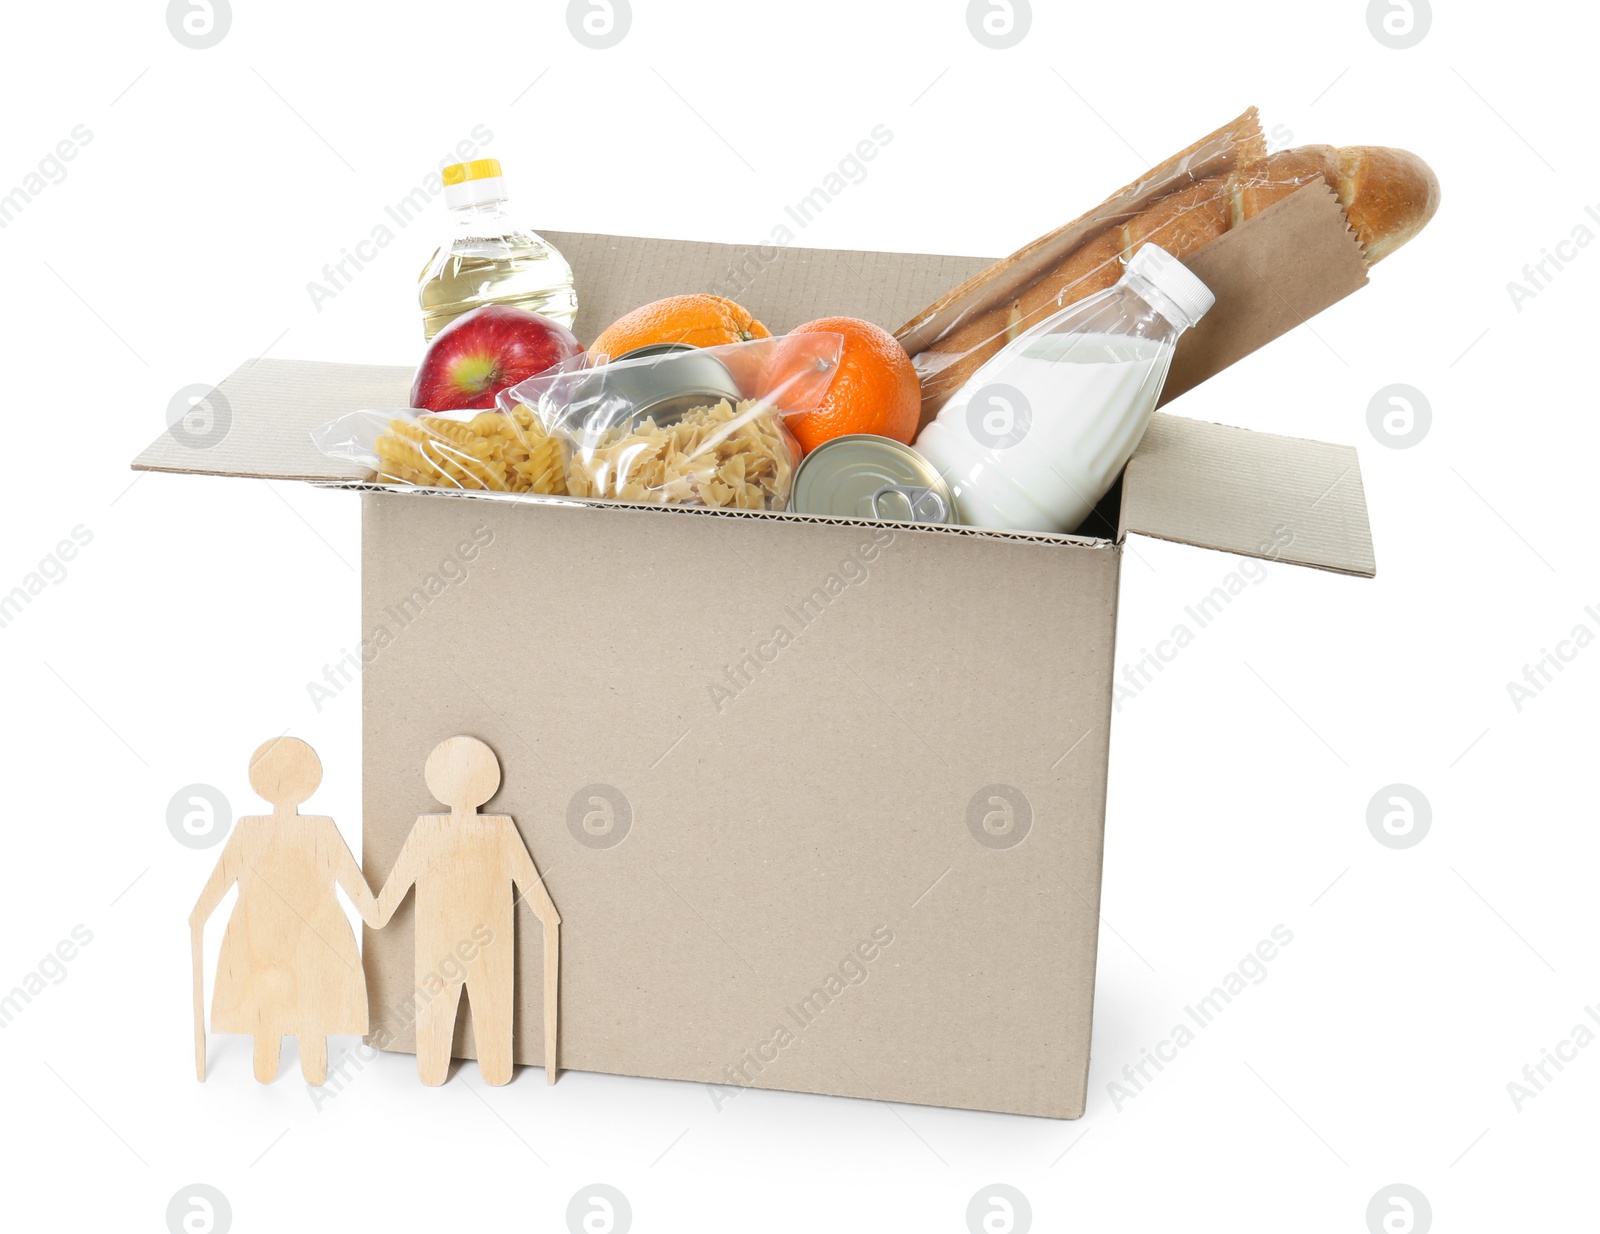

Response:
(310, 400), (569, 494)
(311, 334), (843, 510)
(499, 333), (843, 511)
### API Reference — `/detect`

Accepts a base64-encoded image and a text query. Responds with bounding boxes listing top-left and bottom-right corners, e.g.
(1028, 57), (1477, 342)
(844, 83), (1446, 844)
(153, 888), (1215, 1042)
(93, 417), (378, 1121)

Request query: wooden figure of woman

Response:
(189, 737), (379, 1084)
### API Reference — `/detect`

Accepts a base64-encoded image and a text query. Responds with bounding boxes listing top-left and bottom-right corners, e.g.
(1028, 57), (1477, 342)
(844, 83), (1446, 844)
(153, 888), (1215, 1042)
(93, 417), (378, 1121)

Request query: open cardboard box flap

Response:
(1115, 182), (1375, 575)
(132, 182), (1374, 568)
(1121, 413), (1375, 575)
(133, 357), (409, 485)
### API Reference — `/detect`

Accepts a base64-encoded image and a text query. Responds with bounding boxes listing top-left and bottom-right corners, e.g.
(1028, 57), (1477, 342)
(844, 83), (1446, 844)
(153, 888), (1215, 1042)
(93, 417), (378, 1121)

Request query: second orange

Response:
(770, 317), (922, 455)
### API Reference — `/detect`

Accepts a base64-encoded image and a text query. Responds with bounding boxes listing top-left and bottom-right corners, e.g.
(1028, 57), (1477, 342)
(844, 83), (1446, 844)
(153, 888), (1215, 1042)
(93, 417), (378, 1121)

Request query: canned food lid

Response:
(614, 343), (697, 361)
(574, 347), (745, 434)
(791, 435), (954, 524)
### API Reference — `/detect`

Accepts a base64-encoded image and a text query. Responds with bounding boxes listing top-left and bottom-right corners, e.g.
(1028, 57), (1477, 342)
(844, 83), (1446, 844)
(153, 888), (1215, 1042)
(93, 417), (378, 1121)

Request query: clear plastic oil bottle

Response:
(418, 159), (578, 341)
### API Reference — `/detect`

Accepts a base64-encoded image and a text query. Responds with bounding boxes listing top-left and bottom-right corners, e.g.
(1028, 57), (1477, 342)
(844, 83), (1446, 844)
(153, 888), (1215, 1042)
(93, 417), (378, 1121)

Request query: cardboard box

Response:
(134, 184), (1376, 1119)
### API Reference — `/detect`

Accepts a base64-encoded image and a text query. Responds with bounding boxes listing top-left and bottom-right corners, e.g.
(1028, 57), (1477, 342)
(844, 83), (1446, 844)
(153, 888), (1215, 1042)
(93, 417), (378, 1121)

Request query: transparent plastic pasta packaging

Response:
(311, 333), (844, 512)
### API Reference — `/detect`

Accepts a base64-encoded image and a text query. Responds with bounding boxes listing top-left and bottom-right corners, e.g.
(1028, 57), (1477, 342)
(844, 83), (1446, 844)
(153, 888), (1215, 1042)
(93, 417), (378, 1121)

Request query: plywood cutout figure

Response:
(373, 735), (561, 1085)
(189, 737), (378, 1084)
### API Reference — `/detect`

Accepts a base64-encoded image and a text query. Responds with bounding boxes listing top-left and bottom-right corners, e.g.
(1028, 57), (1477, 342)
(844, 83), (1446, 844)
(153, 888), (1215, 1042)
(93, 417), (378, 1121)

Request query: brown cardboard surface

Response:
(359, 490), (1120, 1119)
(131, 358), (411, 483)
(1162, 182), (1369, 405)
(539, 230), (993, 342)
(1122, 413), (1376, 576)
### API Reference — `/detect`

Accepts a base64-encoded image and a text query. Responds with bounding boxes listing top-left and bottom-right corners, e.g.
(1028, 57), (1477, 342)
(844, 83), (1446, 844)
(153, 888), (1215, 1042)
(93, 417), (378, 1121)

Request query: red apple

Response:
(411, 305), (583, 412)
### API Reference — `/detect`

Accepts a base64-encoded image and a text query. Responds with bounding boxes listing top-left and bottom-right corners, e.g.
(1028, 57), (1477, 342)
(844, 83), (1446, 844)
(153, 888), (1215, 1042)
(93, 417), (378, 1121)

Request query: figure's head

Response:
(424, 736), (500, 812)
(249, 737), (321, 809)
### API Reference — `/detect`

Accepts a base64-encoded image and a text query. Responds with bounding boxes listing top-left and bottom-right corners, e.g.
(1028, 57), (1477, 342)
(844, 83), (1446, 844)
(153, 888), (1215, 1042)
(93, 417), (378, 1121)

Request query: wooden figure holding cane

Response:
(372, 735), (562, 1086)
(189, 737), (378, 1083)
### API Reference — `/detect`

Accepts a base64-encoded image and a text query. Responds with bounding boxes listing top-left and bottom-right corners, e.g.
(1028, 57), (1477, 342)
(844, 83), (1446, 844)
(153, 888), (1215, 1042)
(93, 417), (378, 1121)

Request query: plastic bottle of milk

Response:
(915, 243), (1215, 534)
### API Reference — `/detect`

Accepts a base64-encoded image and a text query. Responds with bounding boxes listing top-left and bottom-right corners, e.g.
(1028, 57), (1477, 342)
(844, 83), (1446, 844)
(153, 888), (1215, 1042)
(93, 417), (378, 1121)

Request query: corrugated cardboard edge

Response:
(1070, 566), (1121, 1121)
(317, 479), (1121, 552)
(1121, 413), (1376, 577)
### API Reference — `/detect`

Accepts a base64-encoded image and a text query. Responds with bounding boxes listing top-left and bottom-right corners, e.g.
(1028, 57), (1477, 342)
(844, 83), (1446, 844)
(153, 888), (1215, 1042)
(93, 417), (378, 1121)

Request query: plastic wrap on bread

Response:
(896, 109), (1440, 425)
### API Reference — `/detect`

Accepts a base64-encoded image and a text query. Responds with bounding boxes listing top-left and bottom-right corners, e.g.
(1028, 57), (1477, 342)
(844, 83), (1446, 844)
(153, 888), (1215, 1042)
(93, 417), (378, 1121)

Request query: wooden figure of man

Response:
(373, 735), (560, 1086)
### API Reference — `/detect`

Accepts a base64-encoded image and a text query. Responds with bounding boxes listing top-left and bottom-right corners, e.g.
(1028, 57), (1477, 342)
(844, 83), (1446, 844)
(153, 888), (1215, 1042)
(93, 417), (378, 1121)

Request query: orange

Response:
(769, 318), (922, 455)
(589, 294), (771, 359)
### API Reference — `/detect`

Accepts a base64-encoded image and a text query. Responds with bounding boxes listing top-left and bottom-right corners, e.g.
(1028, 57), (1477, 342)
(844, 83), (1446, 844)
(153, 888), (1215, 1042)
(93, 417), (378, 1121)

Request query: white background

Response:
(0, 0), (1593, 1230)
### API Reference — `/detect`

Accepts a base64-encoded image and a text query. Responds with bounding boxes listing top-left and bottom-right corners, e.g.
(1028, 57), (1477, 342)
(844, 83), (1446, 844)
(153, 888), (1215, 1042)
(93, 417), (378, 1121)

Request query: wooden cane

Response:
(544, 923), (559, 1084)
(191, 921), (207, 1081)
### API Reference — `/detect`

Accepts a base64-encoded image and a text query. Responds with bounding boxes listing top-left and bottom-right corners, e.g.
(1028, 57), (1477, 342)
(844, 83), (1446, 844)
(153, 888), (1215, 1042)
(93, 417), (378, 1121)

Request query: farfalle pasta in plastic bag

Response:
(498, 333), (842, 511)
(562, 398), (793, 509)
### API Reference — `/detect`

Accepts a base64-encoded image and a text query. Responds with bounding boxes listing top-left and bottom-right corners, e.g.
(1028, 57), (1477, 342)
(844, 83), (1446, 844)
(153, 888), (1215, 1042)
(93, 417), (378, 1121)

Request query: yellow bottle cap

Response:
(442, 159), (503, 186)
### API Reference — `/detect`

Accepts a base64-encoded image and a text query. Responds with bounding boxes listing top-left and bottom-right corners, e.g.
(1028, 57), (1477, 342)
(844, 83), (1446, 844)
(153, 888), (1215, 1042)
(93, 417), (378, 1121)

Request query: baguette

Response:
(902, 144), (1440, 417)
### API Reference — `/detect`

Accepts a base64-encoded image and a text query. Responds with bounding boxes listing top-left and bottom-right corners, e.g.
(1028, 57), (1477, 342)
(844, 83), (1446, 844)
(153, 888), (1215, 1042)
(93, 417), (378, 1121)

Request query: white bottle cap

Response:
(442, 159), (508, 210)
(1124, 243), (1215, 328)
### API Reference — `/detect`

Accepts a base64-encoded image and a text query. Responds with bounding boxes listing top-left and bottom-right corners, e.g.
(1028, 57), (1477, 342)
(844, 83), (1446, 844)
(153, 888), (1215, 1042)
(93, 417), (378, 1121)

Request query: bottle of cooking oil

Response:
(418, 159), (578, 341)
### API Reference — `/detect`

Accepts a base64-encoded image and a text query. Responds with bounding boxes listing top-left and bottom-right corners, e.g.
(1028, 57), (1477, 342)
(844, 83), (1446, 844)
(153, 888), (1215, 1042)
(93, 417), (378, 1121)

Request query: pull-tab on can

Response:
(869, 484), (949, 524)
(790, 435), (957, 526)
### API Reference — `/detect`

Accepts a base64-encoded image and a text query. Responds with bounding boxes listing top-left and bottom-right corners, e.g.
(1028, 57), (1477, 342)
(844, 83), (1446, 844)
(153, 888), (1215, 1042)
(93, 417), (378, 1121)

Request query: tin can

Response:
(574, 343), (745, 433)
(790, 434), (956, 525)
